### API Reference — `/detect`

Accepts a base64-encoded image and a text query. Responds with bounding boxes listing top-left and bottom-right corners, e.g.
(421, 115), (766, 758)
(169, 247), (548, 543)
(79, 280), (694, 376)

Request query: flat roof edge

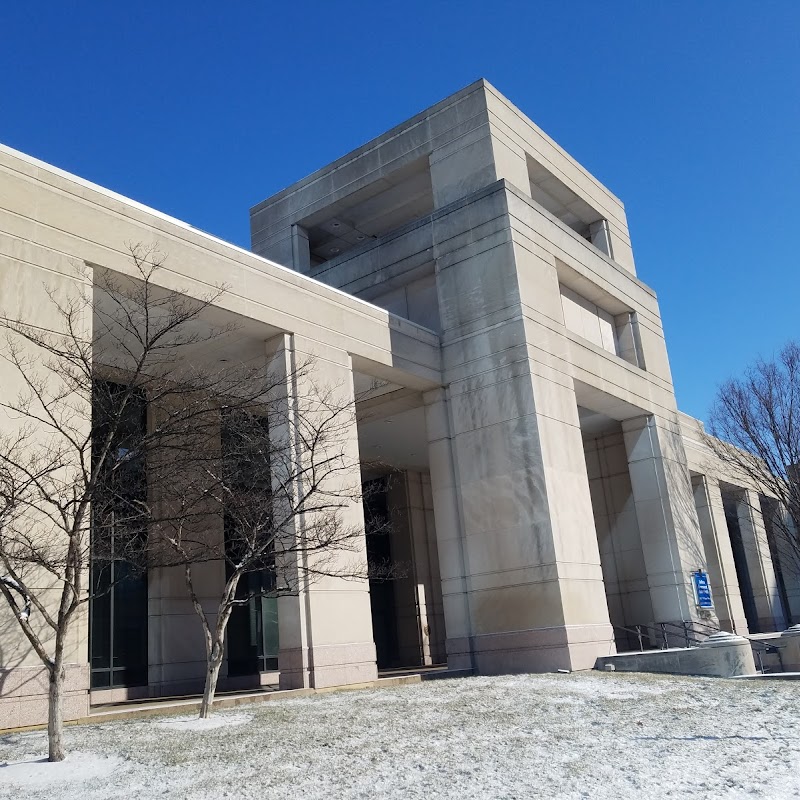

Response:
(249, 78), (491, 214)
(0, 142), (440, 345)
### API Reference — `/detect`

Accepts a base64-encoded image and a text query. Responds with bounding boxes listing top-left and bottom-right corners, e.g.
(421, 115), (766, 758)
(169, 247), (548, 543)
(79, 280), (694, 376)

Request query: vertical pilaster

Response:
(267, 333), (377, 689)
(691, 475), (749, 635)
(423, 387), (474, 671)
(622, 415), (717, 628)
(387, 471), (446, 667)
(426, 207), (614, 673)
(407, 471), (446, 664)
(735, 489), (786, 632)
(770, 506), (800, 623)
(425, 366), (615, 675)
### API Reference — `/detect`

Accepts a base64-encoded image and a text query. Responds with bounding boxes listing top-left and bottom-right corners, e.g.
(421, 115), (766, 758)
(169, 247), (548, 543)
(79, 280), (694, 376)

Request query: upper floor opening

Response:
(526, 153), (614, 259)
(299, 156), (434, 269)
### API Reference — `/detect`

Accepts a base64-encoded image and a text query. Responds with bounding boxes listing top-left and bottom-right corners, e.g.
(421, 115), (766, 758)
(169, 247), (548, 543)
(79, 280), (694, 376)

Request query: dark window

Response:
(226, 566), (279, 676)
(89, 381), (149, 689)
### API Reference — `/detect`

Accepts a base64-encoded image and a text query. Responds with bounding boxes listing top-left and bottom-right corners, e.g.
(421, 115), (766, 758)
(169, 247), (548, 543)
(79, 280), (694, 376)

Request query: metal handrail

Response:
(612, 619), (787, 673)
(658, 620), (706, 647)
(612, 622), (705, 652)
(681, 617), (786, 656)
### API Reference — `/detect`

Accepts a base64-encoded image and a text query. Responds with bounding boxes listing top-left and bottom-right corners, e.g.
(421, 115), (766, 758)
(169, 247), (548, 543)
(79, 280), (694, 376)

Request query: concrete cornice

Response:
(501, 181), (655, 299)
(0, 141), (439, 347)
(249, 79), (491, 214)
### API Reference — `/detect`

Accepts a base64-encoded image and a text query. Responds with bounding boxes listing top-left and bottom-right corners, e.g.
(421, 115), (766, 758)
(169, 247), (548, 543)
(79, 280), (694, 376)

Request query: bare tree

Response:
(707, 341), (800, 576)
(152, 377), (374, 718)
(0, 244), (382, 757)
(0, 245), (265, 761)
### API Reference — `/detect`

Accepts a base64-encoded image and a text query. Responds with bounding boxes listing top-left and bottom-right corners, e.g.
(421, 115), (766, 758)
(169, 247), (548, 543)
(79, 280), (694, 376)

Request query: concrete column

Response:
(423, 387), (474, 671)
(759, 500), (798, 626)
(425, 370), (615, 674)
(148, 561), (226, 697)
(267, 333), (377, 689)
(147, 405), (226, 698)
(622, 415), (717, 628)
(426, 213), (615, 673)
(734, 489), (786, 632)
(386, 471), (446, 667)
(414, 472), (447, 663)
(588, 219), (614, 259)
(584, 431), (654, 646)
(691, 475), (749, 635)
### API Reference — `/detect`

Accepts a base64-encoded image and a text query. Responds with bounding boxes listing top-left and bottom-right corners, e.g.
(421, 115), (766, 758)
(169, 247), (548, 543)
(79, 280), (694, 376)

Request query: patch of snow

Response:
(154, 711), (252, 731)
(0, 752), (123, 789)
(2, 673), (799, 799)
(521, 673), (670, 699)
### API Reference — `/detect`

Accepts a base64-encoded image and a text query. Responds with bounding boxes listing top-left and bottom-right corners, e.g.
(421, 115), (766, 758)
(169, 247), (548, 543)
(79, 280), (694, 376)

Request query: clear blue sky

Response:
(1, 2), (798, 422)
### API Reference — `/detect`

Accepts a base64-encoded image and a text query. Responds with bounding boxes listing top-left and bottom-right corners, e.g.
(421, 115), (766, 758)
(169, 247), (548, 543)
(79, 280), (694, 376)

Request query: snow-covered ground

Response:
(1, 672), (798, 799)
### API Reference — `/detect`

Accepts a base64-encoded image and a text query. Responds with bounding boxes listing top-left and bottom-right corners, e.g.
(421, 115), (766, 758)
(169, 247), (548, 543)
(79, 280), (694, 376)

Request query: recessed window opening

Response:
(89, 381), (149, 690)
(526, 154), (613, 258)
(302, 156), (434, 268)
(559, 284), (645, 369)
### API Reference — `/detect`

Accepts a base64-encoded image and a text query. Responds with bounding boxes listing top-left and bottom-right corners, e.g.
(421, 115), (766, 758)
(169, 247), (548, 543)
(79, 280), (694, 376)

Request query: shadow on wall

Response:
(0, 585), (50, 701)
(583, 419), (719, 651)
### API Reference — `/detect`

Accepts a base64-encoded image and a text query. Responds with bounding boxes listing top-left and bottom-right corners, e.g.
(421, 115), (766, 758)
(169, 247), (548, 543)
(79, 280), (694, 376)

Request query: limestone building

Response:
(0, 80), (797, 728)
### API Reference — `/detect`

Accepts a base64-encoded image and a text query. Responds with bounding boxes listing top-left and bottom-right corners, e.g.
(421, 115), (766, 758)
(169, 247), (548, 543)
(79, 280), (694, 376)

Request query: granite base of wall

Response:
(280, 641), (378, 690)
(0, 663), (89, 729)
(447, 624), (616, 674)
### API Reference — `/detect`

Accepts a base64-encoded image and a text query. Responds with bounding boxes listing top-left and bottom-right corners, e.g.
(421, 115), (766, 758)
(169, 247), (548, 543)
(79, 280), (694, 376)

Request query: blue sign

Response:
(692, 570), (714, 609)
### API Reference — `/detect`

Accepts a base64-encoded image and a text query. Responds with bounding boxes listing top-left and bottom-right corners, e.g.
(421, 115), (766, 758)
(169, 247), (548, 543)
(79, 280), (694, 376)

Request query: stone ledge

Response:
(594, 633), (755, 678)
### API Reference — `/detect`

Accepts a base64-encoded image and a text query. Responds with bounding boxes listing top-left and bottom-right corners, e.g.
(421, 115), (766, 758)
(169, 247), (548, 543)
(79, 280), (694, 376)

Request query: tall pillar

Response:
(584, 431), (654, 645)
(771, 506), (800, 623)
(386, 471), (446, 667)
(411, 471), (447, 664)
(622, 415), (717, 628)
(691, 475), (749, 635)
(148, 399), (226, 698)
(734, 489), (786, 632)
(424, 388), (474, 672)
(267, 333), (377, 689)
(425, 368), (615, 674)
(425, 209), (615, 673)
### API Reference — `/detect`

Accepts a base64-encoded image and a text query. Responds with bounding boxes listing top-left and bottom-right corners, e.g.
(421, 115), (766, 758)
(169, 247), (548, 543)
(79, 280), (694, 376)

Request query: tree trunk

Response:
(199, 643), (224, 719)
(47, 651), (66, 762)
